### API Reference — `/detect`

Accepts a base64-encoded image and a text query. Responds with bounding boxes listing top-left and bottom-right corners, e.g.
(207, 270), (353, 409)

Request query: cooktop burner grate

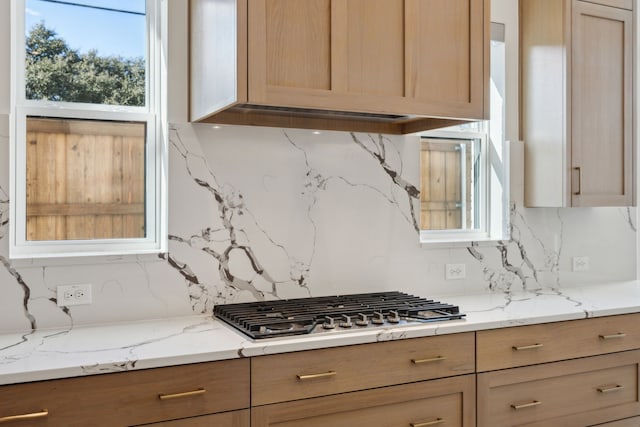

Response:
(213, 291), (464, 339)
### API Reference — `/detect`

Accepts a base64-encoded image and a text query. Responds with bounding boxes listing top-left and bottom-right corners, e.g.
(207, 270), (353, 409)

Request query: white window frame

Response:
(9, 0), (167, 259)
(419, 22), (510, 246)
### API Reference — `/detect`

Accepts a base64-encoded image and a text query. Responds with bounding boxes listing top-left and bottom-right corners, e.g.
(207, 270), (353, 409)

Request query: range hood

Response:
(189, 0), (488, 135)
(195, 104), (471, 135)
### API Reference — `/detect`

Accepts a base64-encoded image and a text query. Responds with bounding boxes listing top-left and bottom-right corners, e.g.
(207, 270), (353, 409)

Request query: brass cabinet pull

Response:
(158, 388), (206, 400)
(512, 343), (544, 351)
(296, 371), (337, 381)
(598, 384), (625, 393)
(410, 418), (445, 427)
(0, 409), (49, 423)
(411, 356), (446, 364)
(511, 400), (542, 410)
(599, 333), (626, 340)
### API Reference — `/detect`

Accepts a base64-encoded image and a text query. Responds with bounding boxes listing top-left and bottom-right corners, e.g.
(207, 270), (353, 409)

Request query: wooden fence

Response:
(26, 118), (146, 241)
(420, 138), (472, 230)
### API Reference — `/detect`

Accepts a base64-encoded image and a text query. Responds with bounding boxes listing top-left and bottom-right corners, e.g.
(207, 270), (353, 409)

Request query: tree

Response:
(25, 23), (145, 107)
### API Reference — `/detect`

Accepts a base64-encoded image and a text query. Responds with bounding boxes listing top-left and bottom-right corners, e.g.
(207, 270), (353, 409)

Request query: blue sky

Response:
(25, 0), (146, 59)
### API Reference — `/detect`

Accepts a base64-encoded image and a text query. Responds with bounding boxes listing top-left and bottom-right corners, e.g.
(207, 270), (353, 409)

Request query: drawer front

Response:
(477, 350), (640, 427)
(252, 374), (475, 427)
(477, 313), (640, 371)
(106, 359), (250, 426)
(590, 416), (640, 426)
(251, 332), (475, 405)
(134, 409), (250, 427)
(0, 359), (250, 427)
(582, 0), (633, 10)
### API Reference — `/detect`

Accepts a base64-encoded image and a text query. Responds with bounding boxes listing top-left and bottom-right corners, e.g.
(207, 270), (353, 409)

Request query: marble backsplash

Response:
(0, 116), (636, 335)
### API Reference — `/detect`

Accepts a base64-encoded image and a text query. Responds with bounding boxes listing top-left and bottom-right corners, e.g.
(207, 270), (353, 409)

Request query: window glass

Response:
(420, 138), (481, 231)
(11, 0), (164, 259)
(25, 117), (146, 241)
(24, 0), (146, 106)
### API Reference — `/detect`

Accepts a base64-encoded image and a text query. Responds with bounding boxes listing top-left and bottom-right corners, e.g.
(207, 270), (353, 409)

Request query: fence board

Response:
(25, 118), (145, 241)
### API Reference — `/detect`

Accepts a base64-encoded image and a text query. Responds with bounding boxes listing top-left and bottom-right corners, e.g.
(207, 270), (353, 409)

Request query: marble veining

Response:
(0, 119), (635, 336)
(349, 132), (421, 232)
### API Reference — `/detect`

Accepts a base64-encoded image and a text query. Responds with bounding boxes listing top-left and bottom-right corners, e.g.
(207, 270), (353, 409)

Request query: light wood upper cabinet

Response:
(521, 0), (635, 207)
(190, 0), (489, 134)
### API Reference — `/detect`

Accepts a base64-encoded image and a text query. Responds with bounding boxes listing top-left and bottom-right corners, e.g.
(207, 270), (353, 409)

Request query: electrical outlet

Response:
(57, 284), (92, 306)
(445, 264), (466, 280)
(572, 256), (590, 272)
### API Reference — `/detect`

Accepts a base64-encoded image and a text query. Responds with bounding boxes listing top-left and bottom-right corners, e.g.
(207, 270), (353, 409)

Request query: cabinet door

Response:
(571, 0), (633, 206)
(252, 375), (475, 427)
(248, 0), (487, 119)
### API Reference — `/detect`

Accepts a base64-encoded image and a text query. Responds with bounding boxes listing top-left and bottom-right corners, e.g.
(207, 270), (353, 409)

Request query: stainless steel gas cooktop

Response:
(213, 291), (465, 339)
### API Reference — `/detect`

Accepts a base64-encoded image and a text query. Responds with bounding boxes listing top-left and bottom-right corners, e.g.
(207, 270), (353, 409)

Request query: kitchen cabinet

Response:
(476, 312), (640, 371)
(478, 350), (640, 427)
(252, 375), (475, 427)
(477, 314), (640, 426)
(190, 0), (489, 134)
(252, 332), (475, 405)
(590, 416), (640, 426)
(0, 359), (249, 427)
(251, 333), (475, 426)
(521, 0), (635, 207)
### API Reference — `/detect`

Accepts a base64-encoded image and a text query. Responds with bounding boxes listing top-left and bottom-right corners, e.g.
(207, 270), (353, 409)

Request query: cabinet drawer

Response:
(477, 350), (640, 427)
(583, 0), (633, 10)
(477, 313), (640, 371)
(251, 332), (474, 405)
(590, 416), (640, 426)
(0, 359), (250, 427)
(252, 374), (475, 427)
(134, 409), (250, 426)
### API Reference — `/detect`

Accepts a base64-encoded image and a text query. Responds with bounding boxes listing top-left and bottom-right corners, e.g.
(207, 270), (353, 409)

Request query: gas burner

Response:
(213, 291), (465, 340)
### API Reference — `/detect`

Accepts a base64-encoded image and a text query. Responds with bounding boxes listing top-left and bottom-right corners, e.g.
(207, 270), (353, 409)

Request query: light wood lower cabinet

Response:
(252, 374), (475, 427)
(252, 332), (475, 405)
(476, 313), (640, 372)
(590, 416), (640, 426)
(0, 359), (249, 427)
(477, 350), (640, 427)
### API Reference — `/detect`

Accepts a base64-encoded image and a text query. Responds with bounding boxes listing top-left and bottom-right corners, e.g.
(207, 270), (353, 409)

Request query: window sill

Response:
(9, 251), (166, 267)
(419, 234), (510, 249)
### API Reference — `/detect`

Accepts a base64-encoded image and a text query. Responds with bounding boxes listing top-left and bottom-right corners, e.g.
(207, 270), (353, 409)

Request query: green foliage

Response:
(25, 23), (145, 107)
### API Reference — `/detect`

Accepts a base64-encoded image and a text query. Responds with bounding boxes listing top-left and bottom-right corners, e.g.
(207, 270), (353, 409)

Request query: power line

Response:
(33, 0), (145, 16)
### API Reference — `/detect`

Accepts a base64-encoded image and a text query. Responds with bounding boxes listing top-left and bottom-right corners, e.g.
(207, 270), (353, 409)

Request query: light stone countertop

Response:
(1, 281), (639, 386)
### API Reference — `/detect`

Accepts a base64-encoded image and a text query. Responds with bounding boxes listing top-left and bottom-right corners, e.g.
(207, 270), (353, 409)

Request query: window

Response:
(10, 0), (166, 258)
(419, 22), (509, 244)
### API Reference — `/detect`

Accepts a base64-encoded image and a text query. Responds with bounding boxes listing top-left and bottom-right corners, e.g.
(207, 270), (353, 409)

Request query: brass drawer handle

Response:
(296, 371), (337, 381)
(598, 384), (625, 393)
(511, 400), (542, 410)
(158, 388), (206, 400)
(411, 418), (445, 427)
(0, 409), (49, 423)
(512, 343), (544, 351)
(411, 356), (446, 364)
(599, 333), (626, 340)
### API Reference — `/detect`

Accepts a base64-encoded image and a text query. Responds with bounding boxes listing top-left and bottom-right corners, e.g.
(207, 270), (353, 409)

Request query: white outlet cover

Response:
(572, 256), (590, 272)
(445, 264), (466, 280)
(57, 284), (92, 306)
